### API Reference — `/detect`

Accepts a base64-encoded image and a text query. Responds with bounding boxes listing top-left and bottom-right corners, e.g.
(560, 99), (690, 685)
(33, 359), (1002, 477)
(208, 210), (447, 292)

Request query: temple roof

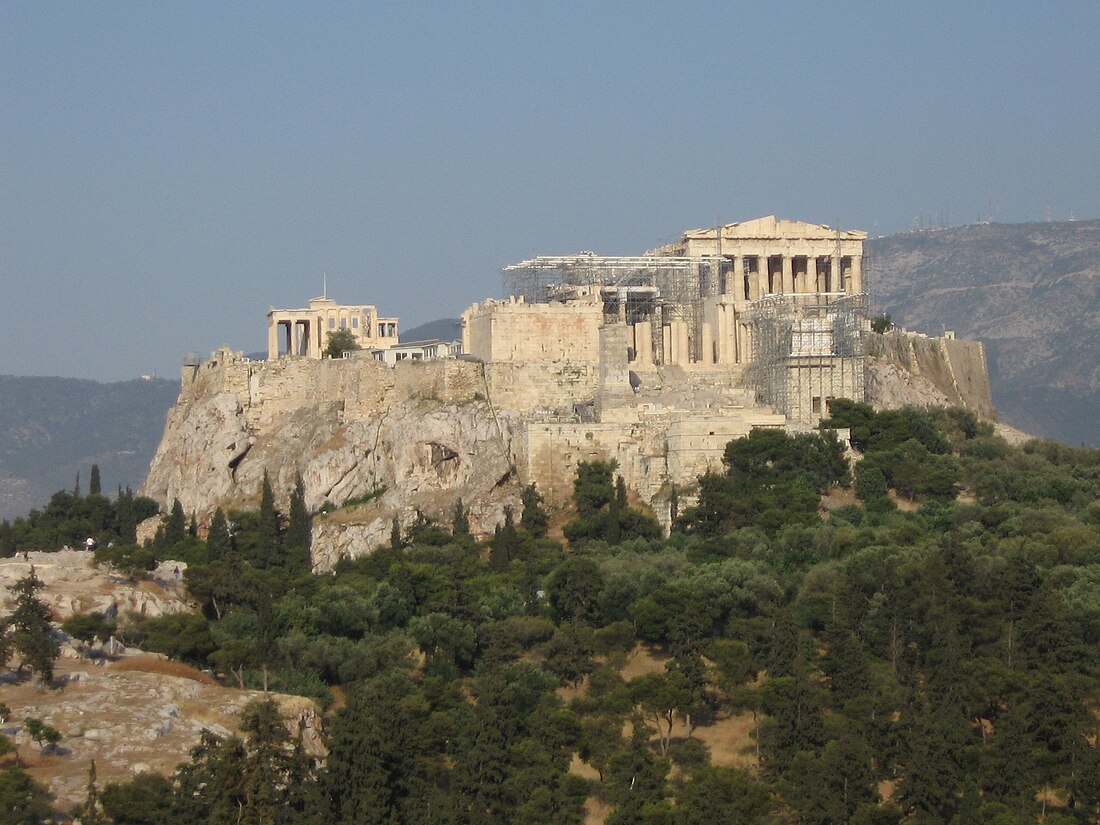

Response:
(680, 215), (867, 241)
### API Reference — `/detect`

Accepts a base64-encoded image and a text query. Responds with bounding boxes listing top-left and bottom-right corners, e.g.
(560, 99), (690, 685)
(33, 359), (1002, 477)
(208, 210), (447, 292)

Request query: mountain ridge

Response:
(0, 375), (178, 520)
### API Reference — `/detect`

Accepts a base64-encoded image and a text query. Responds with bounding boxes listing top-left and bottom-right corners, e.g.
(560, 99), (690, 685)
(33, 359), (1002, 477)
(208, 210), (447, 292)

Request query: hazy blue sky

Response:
(3, 3), (1099, 381)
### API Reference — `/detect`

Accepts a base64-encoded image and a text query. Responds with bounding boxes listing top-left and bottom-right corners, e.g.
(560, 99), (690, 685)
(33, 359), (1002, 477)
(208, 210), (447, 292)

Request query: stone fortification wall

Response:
(868, 331), (995, 418)
(515, 403), (787, 528)
(463, 298), (602, 364)
(483, 361), (600, 414)
(179, 351), (484, 429)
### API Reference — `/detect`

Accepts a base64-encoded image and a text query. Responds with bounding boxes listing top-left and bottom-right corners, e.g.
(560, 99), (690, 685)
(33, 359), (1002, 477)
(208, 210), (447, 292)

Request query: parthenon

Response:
(463, 216), (870, 426)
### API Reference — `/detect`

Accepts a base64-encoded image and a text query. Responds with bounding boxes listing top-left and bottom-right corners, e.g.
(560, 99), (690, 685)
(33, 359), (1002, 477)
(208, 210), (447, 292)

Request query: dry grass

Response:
(108, 656), (218, 685)
(821, 485), (859, 513)
(583, 795), (611, 825)
(692, 712), (759, 769)
(888, 490), (920, 512)
(618, 644), (669, 680)
(568, 753), (601, 782)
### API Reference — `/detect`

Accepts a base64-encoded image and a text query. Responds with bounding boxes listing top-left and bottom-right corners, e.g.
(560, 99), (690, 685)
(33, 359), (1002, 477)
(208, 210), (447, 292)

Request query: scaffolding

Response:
(746, 293), (868, 425)
(502, 254), (729, 364)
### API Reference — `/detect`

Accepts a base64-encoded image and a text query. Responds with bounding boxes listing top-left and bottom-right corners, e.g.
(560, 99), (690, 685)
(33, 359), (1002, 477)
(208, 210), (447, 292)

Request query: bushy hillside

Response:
(869, 219), (1100, 446)
(0, 376), (178, 520)
(8, 406), (1100, 823)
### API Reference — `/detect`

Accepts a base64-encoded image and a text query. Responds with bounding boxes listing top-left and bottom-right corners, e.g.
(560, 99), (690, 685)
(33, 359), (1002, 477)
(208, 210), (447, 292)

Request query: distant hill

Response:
(401, 317), (462, 342)
(0, 376), (178, 520)
(870, 219), (1100, 446)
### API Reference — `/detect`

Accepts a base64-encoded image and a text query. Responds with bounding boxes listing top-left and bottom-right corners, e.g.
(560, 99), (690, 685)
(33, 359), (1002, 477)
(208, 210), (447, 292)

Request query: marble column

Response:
(268, 318), (279, 359)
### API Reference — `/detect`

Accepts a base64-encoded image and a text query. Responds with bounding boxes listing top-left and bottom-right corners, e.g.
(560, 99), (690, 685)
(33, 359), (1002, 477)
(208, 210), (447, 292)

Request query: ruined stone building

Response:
(147, 216), (990, 566)
(267, 296), (400, 358)
(464, 216), (870, 428)
(452, 216), (873, 511)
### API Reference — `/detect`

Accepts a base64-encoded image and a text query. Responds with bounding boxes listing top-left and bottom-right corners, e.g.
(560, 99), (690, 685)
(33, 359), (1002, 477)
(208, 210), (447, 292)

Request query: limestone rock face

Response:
(8, 659), (322, 809)
(142, 358), (522, 570)
(0, 550), (192, 621)
(143, 392), (253, 513)
(305, 401), (520, 570)
(866, 358), (954, 411)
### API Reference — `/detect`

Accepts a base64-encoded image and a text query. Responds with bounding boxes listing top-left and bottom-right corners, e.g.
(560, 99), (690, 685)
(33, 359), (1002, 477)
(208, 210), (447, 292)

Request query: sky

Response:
(2, 2), (1099, 381)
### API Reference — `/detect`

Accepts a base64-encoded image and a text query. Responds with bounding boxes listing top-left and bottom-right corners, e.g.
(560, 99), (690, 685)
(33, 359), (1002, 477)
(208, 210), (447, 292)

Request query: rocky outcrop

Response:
(7, 660), (323, 809)
(143, 356), (522, 570)
(0, 550), (192, 621)
(0, 549), (323, 808)
(868, 330), (996, 418)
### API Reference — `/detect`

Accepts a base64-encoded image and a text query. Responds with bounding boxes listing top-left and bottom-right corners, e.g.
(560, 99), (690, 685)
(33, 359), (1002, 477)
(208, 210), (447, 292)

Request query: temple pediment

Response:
(681, 216), (867, 242)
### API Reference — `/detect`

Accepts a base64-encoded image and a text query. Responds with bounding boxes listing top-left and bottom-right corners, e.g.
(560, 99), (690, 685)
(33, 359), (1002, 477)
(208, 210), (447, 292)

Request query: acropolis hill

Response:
(143, 217), (995, 569)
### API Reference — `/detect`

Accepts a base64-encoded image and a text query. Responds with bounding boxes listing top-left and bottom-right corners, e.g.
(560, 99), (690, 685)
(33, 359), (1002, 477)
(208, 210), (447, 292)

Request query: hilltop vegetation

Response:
(870, 219), (1100, 447)
(6, 404), (1100, 823)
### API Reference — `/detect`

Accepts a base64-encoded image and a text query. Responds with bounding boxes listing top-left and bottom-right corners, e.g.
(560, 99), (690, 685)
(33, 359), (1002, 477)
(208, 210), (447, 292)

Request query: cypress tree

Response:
(161, 499), (187, 549)
(390, 516), (403, 551)
(257, 472), (280, 568)
(490, 507), (518, 571)
(80, 759), (104, 825)
(0, 520), (14, 557)
(452, 499), (471, 539)
(520, 483), (549, 537)
(89, 464), (101, 496)
(207, 508), (232, 560)
(285, 473), (312, 572)
(116, 487), (137, 545)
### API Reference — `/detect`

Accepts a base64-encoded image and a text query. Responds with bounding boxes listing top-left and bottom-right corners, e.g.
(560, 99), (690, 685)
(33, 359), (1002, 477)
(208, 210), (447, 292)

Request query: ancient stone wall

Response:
(463, 298), (602, 364)
(483, 361), (600, 414)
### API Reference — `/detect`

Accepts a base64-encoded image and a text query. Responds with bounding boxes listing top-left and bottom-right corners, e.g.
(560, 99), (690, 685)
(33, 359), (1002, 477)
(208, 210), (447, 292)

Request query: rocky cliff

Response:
(867, 330), (995, 417)
(142, 353), (522, 570)
(143, 331), (997, 570)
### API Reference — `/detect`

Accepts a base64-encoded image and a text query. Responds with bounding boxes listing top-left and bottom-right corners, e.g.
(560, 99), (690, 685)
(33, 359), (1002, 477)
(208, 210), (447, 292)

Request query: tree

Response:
(140, 613), (215, 664)
(5, 569), (59, 685)
(101, 772), (175, 825)
(0, 766), (53, 823)
(285, 473), (312, 573)
(78, 760), (104, 825)
(871, 313), (892, 334)
(452, 499), (471, 540)
(520, 483), (549, 537)
(115, 488), (137, 545)
(490, 507), (520, 571)
(255, 473), (280, 568)
(573, 460), (616, 519)
(676, 766), (772, 825)
(206, 507), (232, 560)
(23, 718), (60, 754)
(89, 464), (101, 497)
(546, 556), (604, 623)
(0, 520), (13, 557)
(156, 499), (186, 551)
(390, 516), (403, 551)
(323, 328), (360, 358)
(61, 612), (115, 647)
